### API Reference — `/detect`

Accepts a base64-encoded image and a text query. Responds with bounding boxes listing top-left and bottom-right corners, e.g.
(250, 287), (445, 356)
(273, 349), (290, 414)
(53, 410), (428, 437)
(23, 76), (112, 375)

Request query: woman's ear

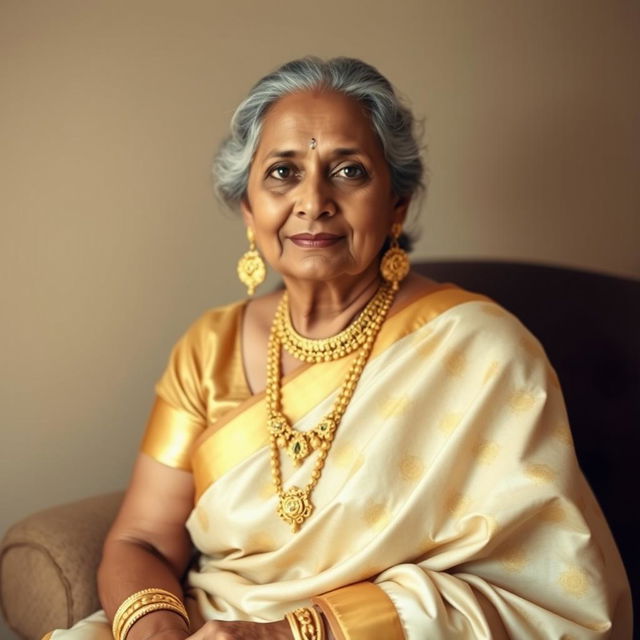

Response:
(392, 195), (410, 226)
(240, 197), (254, 229)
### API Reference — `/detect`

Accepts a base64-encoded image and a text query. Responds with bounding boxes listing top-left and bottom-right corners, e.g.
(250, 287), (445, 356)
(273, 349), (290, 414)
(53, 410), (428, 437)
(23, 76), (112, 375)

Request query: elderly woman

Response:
(44, 57), (631, 640)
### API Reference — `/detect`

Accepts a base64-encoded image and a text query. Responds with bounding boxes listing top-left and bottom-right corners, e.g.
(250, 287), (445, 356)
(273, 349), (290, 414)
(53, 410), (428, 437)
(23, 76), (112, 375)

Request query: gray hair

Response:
(213, 56), (426, 217)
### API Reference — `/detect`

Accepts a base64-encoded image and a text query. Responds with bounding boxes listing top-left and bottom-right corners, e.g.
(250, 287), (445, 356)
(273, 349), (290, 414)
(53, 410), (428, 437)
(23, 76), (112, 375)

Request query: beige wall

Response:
(1, 0), (638, 632)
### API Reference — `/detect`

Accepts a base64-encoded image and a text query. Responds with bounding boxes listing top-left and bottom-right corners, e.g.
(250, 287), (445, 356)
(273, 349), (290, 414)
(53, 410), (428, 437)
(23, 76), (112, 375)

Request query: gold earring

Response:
(380, 222), (410, 290)
(237, 227), (266, 296)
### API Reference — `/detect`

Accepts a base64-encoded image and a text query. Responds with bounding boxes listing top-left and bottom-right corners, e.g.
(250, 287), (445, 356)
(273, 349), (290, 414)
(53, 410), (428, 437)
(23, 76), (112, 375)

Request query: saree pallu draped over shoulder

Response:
(45, 285), (632, 640)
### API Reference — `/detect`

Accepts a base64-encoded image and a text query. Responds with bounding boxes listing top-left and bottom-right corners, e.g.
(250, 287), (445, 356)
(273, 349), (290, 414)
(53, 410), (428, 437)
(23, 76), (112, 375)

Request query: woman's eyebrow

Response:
(264, 147), (365, 160)
(332, 147), (362, 156)
(265, 149), (299, 159)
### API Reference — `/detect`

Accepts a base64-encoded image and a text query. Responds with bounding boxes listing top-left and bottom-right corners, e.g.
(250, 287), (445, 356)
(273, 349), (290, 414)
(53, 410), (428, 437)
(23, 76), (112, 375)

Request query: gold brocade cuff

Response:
(312, 582), (405, 640)
(140, 397), (205, 470)
(286, 607), (325, 640)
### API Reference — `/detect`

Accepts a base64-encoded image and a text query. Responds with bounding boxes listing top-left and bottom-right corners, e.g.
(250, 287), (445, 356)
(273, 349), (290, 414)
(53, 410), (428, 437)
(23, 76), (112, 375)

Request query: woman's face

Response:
(241, 90), (409, 286)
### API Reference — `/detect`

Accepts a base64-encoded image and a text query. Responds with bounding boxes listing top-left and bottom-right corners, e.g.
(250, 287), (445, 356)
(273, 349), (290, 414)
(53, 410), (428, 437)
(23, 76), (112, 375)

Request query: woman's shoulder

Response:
(404, 273), (547, 358)
(173, 298), (250, 348)
(176, 291), (283, 360)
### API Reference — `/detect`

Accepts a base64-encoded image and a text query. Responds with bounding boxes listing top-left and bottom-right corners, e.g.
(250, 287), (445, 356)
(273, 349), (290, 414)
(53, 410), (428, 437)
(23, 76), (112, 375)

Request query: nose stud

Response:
(309, 138), (317, 150)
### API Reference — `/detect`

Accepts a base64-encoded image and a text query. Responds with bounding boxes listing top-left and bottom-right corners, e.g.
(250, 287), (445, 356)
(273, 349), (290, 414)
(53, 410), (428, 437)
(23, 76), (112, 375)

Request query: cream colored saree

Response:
(46, 284), (632, 639)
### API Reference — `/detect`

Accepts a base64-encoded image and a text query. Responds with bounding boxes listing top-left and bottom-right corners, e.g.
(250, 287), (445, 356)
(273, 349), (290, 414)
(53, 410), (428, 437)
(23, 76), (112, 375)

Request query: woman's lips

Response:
(288, 233), (343, 248)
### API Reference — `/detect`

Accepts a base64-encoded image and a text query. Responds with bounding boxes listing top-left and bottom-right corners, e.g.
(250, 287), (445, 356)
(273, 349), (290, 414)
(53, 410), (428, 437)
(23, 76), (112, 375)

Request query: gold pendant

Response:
(287, 433), (309, 465)
(278, 487), (313, 532)
(268, 413), (290, 437)
(316, 416), (337, 440)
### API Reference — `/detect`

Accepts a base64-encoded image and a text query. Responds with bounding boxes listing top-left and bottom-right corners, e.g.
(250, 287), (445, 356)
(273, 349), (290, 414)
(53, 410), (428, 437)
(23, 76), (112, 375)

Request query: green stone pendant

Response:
(287, 434), (309, 465)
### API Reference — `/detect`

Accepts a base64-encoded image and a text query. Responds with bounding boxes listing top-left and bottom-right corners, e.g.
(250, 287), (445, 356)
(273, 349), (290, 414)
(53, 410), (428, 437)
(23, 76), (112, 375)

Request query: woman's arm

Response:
(97, 452), (194, 640)
(97, 453), (299, 640)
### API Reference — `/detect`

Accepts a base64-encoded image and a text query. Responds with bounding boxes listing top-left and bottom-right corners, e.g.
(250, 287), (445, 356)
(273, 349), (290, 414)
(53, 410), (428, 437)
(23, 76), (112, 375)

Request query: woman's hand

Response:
(141, 630), (190, 640)
(186, 619), (293, 640)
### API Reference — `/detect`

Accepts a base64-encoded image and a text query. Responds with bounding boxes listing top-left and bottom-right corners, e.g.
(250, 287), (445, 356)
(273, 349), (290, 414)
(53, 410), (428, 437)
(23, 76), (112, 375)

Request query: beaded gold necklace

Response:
(276, 284), (393, 363)
(266, 282), (396, 532)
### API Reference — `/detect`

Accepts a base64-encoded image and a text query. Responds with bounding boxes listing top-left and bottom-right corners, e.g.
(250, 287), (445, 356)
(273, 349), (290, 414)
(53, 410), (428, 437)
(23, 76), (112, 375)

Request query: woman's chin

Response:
(279, 258), (357, 284)
(285, 270), (346, 285)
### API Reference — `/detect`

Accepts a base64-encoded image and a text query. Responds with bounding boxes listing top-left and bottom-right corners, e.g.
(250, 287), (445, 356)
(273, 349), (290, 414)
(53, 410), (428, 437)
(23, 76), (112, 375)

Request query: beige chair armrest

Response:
(0, 492), (123, 640)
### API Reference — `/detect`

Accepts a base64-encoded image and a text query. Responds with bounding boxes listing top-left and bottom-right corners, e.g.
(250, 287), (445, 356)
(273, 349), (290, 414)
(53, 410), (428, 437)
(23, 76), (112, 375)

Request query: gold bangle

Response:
(112, 588), (182, 637)
(112, 588), (188, 640)
(117, 604), (188, 640)
(114, 592), (185, 640)
(285, 607), (324, 640)
(115, 595), (185, 640)
(119, 602), (189, 640)
(112, 588), (153, 637)
(285, 611), (304, 640)
(309, 607), (325, 640)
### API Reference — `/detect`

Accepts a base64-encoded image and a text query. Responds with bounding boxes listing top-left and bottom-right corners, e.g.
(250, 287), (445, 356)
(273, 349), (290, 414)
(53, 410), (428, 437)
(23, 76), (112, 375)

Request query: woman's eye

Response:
(336, 164), (367, 179)
(268, 165), (294, 180)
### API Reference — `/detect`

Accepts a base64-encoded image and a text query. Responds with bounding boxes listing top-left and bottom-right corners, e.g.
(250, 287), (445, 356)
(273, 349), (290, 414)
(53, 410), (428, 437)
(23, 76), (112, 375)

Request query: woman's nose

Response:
(294, 174), (336, 220)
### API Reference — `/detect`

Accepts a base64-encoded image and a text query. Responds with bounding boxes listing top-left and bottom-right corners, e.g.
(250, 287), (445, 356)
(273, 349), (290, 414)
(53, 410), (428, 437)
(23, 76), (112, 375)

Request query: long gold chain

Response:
(267, 282), (396, 532)
(276, 284), (393, 363)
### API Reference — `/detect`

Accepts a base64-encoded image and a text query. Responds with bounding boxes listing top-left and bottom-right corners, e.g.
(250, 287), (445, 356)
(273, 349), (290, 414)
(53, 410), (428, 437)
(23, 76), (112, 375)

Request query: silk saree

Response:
(45, 284), (632, 639)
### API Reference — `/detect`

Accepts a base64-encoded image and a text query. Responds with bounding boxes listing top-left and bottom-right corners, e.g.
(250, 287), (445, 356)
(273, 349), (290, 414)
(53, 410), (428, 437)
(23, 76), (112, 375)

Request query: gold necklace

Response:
(266, 282), (396, 532)
(276, 285), (393, 363)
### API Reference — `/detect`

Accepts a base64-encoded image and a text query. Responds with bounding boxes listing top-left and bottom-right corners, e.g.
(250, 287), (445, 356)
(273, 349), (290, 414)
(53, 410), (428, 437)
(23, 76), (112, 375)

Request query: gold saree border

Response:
(191, 285), (490, 500)
(140, 397), (205, 470)
(312, 582), (405, 640)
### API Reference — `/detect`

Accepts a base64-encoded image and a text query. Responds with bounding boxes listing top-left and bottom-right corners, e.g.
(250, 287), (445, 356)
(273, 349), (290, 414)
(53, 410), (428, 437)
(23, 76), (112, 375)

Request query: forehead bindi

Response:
(256, 91), (382, 160)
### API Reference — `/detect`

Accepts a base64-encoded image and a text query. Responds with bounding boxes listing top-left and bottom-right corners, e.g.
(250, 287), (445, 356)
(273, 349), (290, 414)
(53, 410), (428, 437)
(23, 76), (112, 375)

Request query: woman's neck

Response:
(282, 270), (383, 340)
